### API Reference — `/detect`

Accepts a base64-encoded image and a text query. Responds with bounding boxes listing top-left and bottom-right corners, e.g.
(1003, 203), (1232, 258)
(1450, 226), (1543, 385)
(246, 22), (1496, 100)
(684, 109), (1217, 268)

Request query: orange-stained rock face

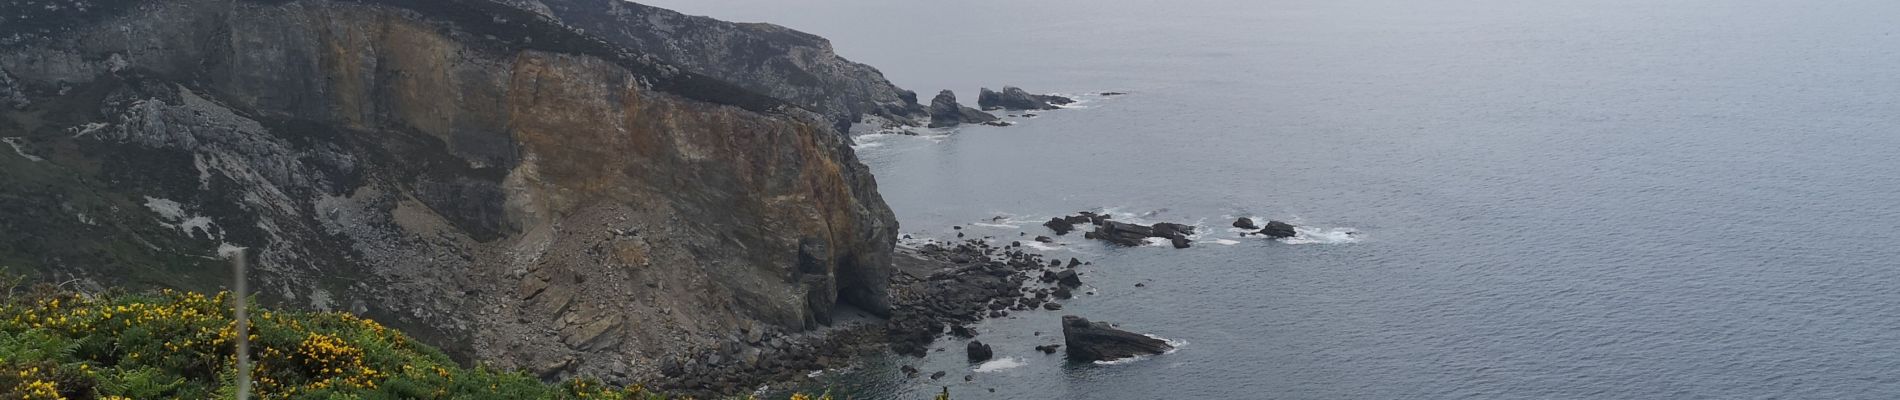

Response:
(0, 0), (895, 383)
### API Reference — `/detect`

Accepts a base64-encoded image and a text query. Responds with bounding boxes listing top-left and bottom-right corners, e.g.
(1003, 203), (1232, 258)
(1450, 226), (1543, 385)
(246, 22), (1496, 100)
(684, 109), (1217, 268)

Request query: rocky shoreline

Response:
(651, 212), (1303, 395)
(645, 235), (1093, 396)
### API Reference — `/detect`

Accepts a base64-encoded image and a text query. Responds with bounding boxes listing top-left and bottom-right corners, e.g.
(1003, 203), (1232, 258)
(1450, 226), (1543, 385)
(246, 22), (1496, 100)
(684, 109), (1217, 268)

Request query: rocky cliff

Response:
(0, 0), (895, 383)
(497, 0), (929, 133)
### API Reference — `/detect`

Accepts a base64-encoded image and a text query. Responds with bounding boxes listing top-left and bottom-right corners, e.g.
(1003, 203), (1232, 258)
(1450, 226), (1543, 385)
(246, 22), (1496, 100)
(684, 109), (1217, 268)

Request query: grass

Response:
(0, 283), (851, 400)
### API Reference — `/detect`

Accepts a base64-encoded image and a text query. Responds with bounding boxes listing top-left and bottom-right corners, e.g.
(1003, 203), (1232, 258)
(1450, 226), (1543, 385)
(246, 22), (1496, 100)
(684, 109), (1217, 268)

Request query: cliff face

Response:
(501, 0), (928, 132)
(0, 0), (895, 381)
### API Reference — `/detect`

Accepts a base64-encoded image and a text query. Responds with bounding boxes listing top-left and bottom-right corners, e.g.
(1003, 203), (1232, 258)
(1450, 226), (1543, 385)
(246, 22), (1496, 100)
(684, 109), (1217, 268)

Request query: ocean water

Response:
(644, 0), (1900, 398)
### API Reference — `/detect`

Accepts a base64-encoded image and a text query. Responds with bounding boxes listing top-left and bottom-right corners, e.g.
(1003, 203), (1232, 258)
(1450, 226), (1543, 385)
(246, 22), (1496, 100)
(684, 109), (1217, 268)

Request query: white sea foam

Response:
(971, 222), (1020, 229)
(1281, 226), (1360, 245)
(1208, 239), (1240, 245)
(1023, 241), (1063, 251)
(973, 357), (1027, 373)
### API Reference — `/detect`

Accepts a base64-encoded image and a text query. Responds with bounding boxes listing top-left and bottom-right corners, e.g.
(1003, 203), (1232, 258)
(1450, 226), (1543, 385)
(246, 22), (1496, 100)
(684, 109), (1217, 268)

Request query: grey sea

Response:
(645, 0), (1900, 398)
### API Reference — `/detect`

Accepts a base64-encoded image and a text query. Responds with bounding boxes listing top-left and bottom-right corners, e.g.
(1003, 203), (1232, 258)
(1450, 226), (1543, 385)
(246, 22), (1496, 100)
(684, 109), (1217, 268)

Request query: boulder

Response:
(967, 341), (994, 362)
(1034, 236), (1055, 243)
(1043, 218), (1076, 235)
(1055, 270), (1083, 288)
(1170, 237), (1191, 249)
(977, 86), (1076, 111)
(1061, 315), (1173, 363)
(1259, 221), (1298, 238)
(1233, 217), (1258, 230)
(1035, 344), (1062, 354)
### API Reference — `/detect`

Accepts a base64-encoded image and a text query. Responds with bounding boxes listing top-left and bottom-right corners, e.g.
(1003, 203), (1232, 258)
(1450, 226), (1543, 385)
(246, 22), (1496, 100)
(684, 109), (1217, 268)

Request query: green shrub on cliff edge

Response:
(0, 283), (839, 400)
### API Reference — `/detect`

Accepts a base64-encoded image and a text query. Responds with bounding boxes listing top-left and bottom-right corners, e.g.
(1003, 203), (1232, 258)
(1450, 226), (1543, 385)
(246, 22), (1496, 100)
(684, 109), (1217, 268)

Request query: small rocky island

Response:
(927, 90), (1001, 128)
(913, 86), (1081, 129)
(1062, 315), (1175, 362)
(979, 86), (1075, 111)
(1042, 212), (1304, 248)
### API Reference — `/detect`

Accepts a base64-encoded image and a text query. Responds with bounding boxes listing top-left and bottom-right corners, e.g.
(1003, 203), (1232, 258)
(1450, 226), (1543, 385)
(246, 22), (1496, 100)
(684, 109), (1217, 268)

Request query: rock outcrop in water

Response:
(978, 86), (1075, 111)
(1258, 220), (1299, 238)
(1061, 315), (1173, 363)
(927, 90), (1000, 128)
(967, 340), (994, 361)
(0, 0), (895, 385)
(1082, 220), (1198, 248)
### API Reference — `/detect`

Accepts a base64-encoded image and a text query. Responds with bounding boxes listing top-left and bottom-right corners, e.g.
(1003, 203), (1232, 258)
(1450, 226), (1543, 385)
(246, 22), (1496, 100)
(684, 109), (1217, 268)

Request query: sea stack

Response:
(928, 90), (1000, 128)
(978, 86), (1076, 111)
(1061, 316), (1173, 362)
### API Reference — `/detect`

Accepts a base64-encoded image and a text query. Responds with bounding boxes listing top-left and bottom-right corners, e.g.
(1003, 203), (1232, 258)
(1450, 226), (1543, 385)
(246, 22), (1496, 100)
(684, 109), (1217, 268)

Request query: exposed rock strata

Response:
(0, 0), (894, 386)
(496, 0), (928, 132)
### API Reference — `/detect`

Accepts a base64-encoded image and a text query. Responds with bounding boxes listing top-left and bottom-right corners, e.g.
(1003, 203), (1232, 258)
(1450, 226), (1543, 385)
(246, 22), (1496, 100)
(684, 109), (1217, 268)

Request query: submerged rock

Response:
(1061, 316), (1173, 363)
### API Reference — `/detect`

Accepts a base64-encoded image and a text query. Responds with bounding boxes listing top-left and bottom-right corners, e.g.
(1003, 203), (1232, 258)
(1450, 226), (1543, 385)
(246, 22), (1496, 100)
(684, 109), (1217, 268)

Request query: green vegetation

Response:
(0, 283), (840, 399)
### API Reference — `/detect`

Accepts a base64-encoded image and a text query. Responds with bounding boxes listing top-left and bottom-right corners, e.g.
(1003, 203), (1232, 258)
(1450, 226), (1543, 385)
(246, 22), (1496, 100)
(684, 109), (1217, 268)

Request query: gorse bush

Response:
(0, 286), (840, 399)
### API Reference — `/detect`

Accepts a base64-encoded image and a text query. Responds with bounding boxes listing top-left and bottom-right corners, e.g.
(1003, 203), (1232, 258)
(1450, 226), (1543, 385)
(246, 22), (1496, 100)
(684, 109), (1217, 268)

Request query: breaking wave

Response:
(974, 357), (1027, 373)
(1281, 226), (1360, 245)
